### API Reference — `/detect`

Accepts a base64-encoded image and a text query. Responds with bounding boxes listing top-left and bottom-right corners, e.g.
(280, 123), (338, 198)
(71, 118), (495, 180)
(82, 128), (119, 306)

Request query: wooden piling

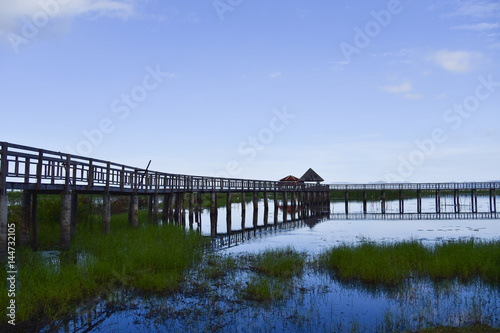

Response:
(471, 189), (477, 213)
(362, 191), (367, 214)
(454, 190), (460, 213)
(253, 191), (258, 213)
(71, 192), (78, 236)
(152, 194), (159, 225)
(21, 190), (31, 246)
(435, 190), (441, 214)
(129, 194), (138, 227)
(162, 193), (170, 222)
(381, 190), (386, 214)
(210, 191), (217, 236)
(31, 193), (38, 250)
(282, 191), (288, 222)
(169, 193), (176, 223)
(490, 189), (497, 213)
(226, 192), (232, 236)
(399, 190), (404, 214)
(344, 191), (349, 214)
(147, 195), (153, 221)
(189, 192), (195, 228)
(60, 193), (72, 249)
(102, 193), (111, 234)
(417, 190), (422, 214)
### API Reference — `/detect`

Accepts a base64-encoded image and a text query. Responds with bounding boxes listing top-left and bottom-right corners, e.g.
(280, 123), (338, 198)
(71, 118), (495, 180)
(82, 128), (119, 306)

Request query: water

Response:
(39, 196), (499, 332)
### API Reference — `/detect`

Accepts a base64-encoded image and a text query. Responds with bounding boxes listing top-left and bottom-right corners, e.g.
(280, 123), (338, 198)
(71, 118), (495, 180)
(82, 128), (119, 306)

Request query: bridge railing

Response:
(329, 182), (500, 191)
(0, 142), (329, 194)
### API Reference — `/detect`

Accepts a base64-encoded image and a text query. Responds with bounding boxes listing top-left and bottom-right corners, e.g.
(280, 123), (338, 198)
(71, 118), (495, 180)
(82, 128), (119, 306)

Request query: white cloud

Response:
(432, 49), (483, 73)
(379, 81), (413, 94)
(379, 81), (422, 99)
(452, 22), (499, 31)
(449, 0), (500, 19)
(0, 0), (137, 35)
(269, 72), (282, 79)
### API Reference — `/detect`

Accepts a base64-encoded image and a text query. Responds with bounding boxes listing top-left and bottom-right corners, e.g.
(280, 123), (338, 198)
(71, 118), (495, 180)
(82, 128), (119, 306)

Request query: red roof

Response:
(279, 175), (302, 182)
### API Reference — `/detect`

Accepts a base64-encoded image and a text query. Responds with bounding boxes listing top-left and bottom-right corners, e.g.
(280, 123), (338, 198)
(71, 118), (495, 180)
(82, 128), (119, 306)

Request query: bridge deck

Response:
(0, 142), (328, 195)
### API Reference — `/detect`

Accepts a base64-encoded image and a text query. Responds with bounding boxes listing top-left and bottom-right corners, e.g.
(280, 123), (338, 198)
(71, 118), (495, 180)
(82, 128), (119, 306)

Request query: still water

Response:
(42, 196), (499, 332)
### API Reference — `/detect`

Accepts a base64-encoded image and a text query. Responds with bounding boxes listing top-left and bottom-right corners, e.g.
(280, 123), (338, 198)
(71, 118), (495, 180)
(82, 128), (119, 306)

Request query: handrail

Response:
(0, 141), (329, 193)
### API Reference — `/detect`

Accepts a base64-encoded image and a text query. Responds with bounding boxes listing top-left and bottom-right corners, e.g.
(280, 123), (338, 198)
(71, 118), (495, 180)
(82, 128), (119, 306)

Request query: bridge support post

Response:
(273, 189), (278, 226)
(189, 192), (195, 229)
(226, 192), (232, 238)
(381, 190), (386, 214)
(282, 191), (288, 222)
(291, 191), (296, 220)
(174, 193), (180, 224)
(263, 188), (269, 226)
(169, 193), (176, 223)
(162, 194), (170, 223)
(152, 194), (159, 225)
(435, 190), (441, 214)
(471, 190), (477, 213)
(60, 193), (72, 249)
(454, 190), (460, 213)
(399, 190), (404, 214)
(147, 195), (153, 221)
(71, 192), (78, 236)
(129, 194), (138, 227)
(344, 191), (349, 214)
(102, 193), (111, 234)
(21, 190), (31, 246)
(181, 192), (186, 226)
(362, 191), (367, 214)
(417, 190), (422, 214)
(253, 191), (258, 232)
(210, 192), (217, 236)
(31, 194), (38, 250)
(490, 189), (497, 213)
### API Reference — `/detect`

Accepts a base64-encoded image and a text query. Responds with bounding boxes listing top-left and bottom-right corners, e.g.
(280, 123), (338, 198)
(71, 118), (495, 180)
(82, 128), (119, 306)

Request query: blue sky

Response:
(1, 0), (499, 183)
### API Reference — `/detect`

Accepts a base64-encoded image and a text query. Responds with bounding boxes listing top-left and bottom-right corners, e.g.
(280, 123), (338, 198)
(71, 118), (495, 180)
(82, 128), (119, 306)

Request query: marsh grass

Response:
(242, 275), (285, 302)
(1, 211), (207, 326)
(318, 239), (500, 287)
(249, 246), (306, 279)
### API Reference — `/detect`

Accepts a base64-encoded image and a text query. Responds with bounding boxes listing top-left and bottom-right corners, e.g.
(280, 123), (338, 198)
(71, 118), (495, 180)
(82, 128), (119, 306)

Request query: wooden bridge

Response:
(1, 142), (498, 257)
(330, 182), (498, 215)
(0, 142), (329, 257)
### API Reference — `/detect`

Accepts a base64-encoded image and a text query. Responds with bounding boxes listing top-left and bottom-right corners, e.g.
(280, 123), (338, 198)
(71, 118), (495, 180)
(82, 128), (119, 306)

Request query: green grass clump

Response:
(242, 276), (284, 302)
(319, 239), (500, 286)
(250, 247), (306, 279)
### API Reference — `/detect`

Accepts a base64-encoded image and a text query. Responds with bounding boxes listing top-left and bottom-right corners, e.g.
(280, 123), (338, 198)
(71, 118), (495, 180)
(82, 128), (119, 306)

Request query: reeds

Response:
(318, 239), (500, 286)
(1, 212), (207, 325)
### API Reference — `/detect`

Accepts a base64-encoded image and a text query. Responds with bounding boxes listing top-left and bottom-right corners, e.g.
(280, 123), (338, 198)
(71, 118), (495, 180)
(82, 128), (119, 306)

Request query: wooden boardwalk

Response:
(0, 141), (498, 257)
(0, 142), (329, 257)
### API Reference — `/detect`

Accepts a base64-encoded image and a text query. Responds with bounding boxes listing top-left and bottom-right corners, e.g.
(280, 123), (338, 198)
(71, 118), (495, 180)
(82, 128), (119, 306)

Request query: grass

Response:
(0, 210), (207, 327)
(411, 324), (500, 332)
(242, 275), (285, 302)
(249, 246), (306, 279)
(318, 239), (500, 286)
